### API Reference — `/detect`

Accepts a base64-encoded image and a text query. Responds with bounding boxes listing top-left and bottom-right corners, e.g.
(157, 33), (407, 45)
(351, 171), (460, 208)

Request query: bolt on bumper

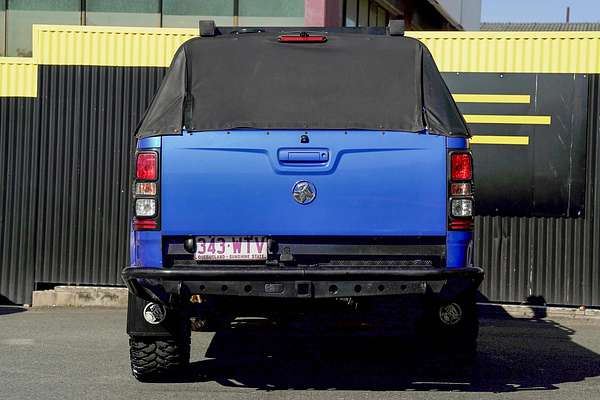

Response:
(122, 266), (484, 304)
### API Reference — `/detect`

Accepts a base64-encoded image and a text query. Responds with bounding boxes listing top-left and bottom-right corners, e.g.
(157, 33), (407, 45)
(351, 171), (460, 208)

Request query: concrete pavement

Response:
(0, 306), (599, 400)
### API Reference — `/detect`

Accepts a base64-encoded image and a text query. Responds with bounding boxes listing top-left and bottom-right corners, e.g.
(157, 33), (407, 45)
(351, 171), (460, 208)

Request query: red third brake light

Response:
(451, 153), (472, 181)
(136, 152), (157, 181)
(278, 33), (327, 43)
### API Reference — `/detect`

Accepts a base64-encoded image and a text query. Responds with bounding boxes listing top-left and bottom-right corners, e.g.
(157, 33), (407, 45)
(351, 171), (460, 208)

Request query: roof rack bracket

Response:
(199, 20), (216, 37)
(388, 20), (405, 36)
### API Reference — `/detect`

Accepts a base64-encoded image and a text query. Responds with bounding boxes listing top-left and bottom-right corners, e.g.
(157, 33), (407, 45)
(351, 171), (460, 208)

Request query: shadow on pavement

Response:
(0, 306), (27, 316)
(172, 304), (600, 393)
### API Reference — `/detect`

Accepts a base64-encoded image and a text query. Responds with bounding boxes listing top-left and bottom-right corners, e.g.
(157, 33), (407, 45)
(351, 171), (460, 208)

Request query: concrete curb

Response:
(477, 303), (600, 320)
(32, 286), (128, 308)
(30, 286), (600, 321)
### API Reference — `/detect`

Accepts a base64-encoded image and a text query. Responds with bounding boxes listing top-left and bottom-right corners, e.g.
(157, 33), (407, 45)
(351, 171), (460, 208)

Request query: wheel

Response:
(129, 332), (190, 381)
(418, 293), (479, 358)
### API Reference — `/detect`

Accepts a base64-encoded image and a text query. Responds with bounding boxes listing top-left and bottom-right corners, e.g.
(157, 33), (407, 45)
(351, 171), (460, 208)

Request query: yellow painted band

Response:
(464, 114), (551, 125)
(32, 25), (197, 67)
(470, 135), (529, 145)
(28, 25), (600, 72)
(408, 31), (600, 73)
(3, 24), (600, 96)
(452, 94), (531, 104)
(0, 58), (38, 97)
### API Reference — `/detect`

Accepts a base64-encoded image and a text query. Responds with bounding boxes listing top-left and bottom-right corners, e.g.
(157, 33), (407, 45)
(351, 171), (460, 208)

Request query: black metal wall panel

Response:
(443, 73), (589, 217)
(475, 75), (600, 306)
(1, 68), (599, 306)
(0, 98), (37, 304)
(0, 66), (165, 304)
(33, 66), (165, 289)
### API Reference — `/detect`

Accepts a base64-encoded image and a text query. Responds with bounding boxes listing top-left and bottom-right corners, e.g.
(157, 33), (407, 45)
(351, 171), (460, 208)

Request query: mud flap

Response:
(437, 275), (482, 302)
(127, 294), (189, 337)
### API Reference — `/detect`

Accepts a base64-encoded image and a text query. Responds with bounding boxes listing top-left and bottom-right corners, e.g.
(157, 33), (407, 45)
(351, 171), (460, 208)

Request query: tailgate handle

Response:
(278, 149), (329, 163)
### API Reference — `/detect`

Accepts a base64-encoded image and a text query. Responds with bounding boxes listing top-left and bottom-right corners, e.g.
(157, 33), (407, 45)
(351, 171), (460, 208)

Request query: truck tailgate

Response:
(161, 130), (446, 236)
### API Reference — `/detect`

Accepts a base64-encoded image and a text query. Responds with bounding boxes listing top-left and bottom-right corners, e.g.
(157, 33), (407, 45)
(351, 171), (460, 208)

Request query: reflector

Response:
(134, 218), (158, 230)
(449, 219), (473, 230)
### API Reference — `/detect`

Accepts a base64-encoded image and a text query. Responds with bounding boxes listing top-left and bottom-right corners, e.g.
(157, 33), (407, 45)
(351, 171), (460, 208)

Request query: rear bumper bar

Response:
(122, 266), (484, 303)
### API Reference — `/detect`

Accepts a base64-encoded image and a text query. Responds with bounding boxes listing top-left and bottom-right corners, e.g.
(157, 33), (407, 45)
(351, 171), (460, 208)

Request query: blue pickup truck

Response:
(122, 23), (483, 381)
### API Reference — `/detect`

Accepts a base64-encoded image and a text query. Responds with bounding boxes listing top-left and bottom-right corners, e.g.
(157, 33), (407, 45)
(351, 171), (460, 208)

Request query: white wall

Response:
(436, 0), (481, 30)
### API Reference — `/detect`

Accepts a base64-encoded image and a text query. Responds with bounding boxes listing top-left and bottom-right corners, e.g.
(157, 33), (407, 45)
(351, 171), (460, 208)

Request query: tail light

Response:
(451, 199), (473, 217)
(450, 153), (472, 181)
(136, 152), (158, 180)
(448, 151), (473, 230)
(135, 182), (157, 195)
(135, 198), (157, 217)
(134, 150), (160, 230)
(450, 182), (471, 196)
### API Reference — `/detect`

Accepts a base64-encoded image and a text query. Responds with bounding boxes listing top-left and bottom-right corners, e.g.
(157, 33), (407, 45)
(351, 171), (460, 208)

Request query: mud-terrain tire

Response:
(129, 334), (191, 381)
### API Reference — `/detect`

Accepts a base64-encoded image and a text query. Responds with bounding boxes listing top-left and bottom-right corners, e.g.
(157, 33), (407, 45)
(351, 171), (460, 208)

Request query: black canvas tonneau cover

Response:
(136, 32), (469, 138)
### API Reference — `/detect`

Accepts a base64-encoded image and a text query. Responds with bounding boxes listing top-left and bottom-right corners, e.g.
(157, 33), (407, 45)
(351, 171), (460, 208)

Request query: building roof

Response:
(481, 22), (600, 31)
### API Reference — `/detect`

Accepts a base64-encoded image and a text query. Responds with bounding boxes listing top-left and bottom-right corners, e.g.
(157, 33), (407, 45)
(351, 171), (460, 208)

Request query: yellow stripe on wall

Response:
(32, 25), (197, 67)
(409, 31), (600, 73)
(464, 114), (551, 125)
(452, 94), (531, 104)
(2, 25), (600, 96)
(470, 135), (529, 145)
(26, 26), (600, 73)
(0, 57), (38, 97)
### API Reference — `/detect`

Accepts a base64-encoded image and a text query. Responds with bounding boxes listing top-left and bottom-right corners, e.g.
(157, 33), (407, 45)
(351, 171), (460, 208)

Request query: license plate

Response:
(194, 236), (268, 261)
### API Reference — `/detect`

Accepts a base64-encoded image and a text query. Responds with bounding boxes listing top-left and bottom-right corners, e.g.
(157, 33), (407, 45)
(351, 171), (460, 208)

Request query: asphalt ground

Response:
(0, 306), (599, 400)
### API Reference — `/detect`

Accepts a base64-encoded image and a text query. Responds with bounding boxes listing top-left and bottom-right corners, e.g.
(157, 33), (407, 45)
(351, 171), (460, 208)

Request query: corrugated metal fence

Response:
(475, 75), (600, 305)
(1, 67), (165, 303)
(0, 97), (36, 303)
(2, 67), (599, 306)
(1, 26), (600, 305)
